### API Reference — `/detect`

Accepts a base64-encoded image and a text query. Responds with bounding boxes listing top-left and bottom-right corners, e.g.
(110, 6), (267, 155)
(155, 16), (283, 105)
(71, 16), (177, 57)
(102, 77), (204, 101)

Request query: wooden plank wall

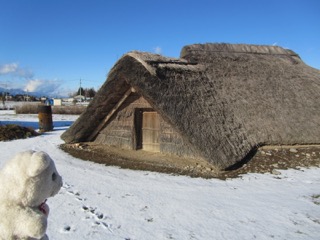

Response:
(94, 93), (200, 158)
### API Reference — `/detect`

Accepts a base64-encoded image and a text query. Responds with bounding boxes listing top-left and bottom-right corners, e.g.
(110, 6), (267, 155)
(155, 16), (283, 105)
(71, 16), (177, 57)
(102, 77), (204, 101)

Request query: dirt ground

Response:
(60, 143), (320, 179)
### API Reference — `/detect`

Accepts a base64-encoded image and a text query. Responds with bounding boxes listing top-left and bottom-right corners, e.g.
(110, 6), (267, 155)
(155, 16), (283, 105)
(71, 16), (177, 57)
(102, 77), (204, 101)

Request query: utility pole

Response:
(5, 82), (7, 101)
(79, 78), (82, 96)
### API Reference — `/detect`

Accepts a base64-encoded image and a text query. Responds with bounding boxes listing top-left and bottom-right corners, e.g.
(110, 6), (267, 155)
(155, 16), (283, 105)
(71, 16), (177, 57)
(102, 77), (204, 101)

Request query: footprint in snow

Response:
(59, 224), (75, 234)
(62, 182), (115, 233)
(81, 205), (113, 232)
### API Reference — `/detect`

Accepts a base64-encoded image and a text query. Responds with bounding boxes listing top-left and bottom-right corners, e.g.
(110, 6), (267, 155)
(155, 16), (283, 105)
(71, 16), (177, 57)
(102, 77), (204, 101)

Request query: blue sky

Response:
(0, 0), (319, 97)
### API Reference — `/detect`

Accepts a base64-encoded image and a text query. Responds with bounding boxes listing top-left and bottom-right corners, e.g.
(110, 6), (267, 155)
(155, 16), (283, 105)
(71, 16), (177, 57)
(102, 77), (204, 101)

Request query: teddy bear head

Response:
(0, 150), (63, 207)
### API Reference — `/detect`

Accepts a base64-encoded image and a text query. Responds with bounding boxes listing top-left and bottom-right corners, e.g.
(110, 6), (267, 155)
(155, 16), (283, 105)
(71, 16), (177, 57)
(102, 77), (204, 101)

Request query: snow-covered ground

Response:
(0, 111), (319, 240)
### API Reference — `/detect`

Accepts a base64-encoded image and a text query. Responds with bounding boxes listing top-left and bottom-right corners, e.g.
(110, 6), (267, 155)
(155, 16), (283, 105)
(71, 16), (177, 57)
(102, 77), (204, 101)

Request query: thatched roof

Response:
(61, 43), (320, 170)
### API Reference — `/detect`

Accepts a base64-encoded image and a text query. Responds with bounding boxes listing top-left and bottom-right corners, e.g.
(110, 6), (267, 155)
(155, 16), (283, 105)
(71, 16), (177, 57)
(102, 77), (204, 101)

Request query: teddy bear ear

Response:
(27, 151), (52, 177)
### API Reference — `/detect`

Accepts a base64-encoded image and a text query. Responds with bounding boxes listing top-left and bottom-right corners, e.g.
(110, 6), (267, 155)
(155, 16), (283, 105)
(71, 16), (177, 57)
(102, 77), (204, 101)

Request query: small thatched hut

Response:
(61, 43), (320, 170)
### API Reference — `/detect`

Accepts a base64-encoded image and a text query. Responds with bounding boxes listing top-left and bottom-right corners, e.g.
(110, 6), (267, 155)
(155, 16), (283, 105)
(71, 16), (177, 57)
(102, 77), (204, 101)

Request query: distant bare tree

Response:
(85, 88), (96, 98)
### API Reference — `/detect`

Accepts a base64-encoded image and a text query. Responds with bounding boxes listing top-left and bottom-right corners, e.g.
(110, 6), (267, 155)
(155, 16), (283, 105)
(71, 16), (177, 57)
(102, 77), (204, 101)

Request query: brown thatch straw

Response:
(61, 43), (320, 170)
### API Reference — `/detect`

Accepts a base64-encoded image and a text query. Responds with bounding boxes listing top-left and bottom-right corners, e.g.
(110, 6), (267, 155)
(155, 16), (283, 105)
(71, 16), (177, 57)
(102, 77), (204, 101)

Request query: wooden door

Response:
(142, 112), (160, 152)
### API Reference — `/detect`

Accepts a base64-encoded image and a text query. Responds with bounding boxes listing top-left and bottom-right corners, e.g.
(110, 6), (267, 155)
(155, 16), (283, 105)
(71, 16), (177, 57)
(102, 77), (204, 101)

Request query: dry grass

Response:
(15, 104), (86, 115)
(0, 124), (39, 141)
(14, 104), (38, 114)
(51, 105), (87, 115)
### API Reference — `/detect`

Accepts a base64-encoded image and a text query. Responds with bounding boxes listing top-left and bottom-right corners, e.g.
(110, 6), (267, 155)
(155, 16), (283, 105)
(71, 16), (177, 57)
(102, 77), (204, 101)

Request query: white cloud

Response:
(24, 79), (62, 96)
(154, 46), (162, 54)
(0, 63), (18, 74)
(0, 63), (33, 78)
(0, 63), (66, 97)
(24, 79), (44, 92)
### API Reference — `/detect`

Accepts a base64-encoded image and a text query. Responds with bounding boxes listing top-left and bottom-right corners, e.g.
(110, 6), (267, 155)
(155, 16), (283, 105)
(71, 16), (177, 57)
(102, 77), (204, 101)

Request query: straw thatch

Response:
(61, 43), (320, 170)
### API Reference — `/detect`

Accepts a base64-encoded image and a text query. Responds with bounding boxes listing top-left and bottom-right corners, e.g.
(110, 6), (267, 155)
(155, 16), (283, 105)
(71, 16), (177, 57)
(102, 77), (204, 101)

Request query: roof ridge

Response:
(180, 43), (300, 58)
(184, 48), (298, 57)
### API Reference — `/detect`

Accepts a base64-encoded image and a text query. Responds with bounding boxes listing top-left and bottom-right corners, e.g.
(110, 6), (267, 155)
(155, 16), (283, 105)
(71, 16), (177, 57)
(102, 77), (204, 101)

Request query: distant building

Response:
(45, 98), (54, 106)
(53, 98), (62, 106)
(73, 95), (86, 102)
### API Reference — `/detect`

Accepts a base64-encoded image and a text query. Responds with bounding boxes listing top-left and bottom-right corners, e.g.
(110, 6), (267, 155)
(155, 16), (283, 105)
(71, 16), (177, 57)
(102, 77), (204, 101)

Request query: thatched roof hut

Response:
(61, 43), (320, 170)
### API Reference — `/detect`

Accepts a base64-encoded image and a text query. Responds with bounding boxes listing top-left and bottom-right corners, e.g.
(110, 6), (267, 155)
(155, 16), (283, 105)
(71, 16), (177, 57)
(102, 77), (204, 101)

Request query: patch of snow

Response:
(0, 112), (319, 239)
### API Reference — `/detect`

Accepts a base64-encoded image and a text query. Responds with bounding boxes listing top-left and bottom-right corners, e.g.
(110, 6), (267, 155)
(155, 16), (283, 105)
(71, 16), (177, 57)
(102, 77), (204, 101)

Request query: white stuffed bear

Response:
(0, 150), (62, 240)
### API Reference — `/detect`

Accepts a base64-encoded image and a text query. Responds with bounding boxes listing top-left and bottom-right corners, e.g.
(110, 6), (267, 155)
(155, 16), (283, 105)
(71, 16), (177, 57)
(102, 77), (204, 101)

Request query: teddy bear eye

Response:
(52, 173), (57, 181)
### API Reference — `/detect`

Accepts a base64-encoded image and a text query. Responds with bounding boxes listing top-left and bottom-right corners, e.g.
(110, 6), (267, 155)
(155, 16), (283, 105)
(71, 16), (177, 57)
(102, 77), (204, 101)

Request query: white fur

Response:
(0, 151), (62, 240)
